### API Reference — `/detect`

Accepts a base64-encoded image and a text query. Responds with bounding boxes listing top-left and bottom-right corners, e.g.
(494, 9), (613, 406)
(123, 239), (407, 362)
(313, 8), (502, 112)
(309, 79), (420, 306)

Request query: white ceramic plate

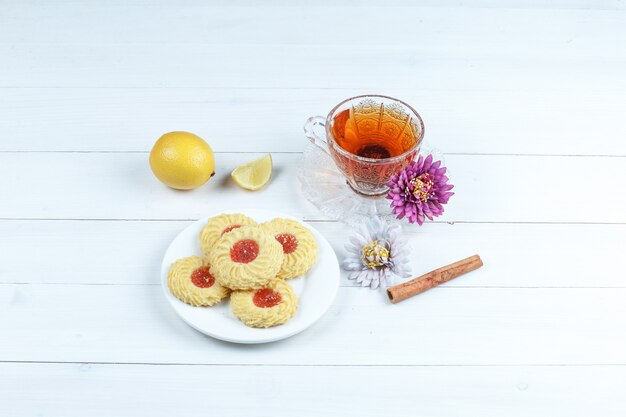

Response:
(161, 208), (340, 344)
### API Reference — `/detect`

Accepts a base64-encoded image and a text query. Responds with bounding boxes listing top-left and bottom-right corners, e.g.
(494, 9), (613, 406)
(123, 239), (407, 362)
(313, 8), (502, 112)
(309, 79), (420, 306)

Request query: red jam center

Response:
(275, 233), (298, 254)
(222, 224), (241, 235)
(253, 288), (282, 308)
(230, 239), (259, 263)
(190, 266), (215, 288)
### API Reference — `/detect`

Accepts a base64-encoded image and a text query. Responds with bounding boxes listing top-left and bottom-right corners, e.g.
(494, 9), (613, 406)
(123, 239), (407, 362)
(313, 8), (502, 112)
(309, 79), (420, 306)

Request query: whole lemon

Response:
(149, 131), (215, 190)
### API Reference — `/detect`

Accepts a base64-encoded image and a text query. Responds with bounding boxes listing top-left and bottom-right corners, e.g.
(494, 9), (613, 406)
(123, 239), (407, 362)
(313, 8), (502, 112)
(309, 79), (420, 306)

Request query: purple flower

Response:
(386, 154), (454, 225)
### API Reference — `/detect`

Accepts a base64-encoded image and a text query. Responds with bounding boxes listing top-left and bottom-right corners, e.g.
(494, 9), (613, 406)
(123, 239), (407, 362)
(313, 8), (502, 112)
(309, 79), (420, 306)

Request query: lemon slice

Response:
(231, 154), (273, 190)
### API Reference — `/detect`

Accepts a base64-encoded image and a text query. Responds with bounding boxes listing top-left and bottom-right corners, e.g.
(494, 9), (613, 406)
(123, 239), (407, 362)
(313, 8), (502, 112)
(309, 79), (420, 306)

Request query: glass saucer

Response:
(297, 143), (441, 226)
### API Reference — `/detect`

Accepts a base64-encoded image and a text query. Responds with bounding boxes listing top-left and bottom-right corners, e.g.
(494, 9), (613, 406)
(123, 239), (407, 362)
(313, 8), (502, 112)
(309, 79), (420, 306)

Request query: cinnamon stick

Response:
(387, 255), (483, 304)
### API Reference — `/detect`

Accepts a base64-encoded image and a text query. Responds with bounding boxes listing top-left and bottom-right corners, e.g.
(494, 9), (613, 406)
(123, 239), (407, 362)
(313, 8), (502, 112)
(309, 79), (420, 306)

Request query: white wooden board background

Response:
(1, 1), (625, 416)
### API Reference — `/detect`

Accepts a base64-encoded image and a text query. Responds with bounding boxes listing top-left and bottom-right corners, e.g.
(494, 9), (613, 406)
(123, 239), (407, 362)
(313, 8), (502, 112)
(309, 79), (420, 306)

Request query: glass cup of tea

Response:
(304, 95), (424, 196)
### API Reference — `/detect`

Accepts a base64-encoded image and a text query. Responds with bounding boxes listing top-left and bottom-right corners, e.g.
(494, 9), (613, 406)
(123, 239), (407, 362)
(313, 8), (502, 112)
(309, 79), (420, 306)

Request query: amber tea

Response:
(330, 103), (419, 160)
(304, 95), (424, 196)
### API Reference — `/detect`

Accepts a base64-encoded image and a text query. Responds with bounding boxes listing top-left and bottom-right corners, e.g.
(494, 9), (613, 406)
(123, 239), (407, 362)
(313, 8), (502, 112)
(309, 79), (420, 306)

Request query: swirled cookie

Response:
(230, 279), (297, 328)
(208, 226), (283, 290)
(260, 218), (318, 279)
(168, 256), (230, 306)
(200, 213), (257, 255)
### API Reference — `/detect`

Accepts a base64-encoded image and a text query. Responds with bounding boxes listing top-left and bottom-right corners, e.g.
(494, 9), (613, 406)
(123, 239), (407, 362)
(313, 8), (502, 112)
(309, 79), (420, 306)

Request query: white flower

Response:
(342, 218), (411, 289)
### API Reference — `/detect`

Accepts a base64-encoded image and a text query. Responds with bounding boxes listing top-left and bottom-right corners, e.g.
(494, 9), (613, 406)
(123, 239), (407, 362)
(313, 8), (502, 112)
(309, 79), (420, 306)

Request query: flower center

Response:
(361, 240), (391, 269)
(406, 173), (434, 202)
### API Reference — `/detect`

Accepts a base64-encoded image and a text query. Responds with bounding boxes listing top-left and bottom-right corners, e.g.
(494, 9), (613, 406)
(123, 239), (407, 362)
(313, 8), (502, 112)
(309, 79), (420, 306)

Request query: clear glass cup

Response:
(304, 95), (424, 196)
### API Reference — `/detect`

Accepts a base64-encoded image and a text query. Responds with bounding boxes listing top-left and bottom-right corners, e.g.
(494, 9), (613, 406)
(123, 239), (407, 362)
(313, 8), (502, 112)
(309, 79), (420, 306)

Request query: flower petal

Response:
(422, 154), (433, 171)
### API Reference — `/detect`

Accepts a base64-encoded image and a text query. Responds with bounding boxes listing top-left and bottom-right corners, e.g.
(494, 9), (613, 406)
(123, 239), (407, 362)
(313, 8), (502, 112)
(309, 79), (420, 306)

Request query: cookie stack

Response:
(167, 213), (318, 328)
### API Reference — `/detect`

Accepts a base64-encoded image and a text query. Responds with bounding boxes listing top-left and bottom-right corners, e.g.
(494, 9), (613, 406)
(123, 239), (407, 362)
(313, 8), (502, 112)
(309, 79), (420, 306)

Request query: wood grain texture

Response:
(1, 284), (625, 365)
(3, 4), (625, 47)
(0, 363), (624, 417)
(3, 43), (625, 91)
(1, 1), (625, 415)
(2, 88), (624, 155)
(0, 152), (624, 222)
(2, 220), (623, 287)
(2, 6), (625, 91)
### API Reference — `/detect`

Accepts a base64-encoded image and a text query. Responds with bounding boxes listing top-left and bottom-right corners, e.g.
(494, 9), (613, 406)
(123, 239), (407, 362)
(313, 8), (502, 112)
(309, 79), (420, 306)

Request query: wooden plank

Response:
(1, 3), (624, 415)
(1, 88), (624, 155)
(0, 362), (624, 417)
(2, 43), (624, 91)
(0, 284), (624, 365)
(0, 152), (624, 223)
(1, 220), (624, 288)
(2, 4), (625, 48)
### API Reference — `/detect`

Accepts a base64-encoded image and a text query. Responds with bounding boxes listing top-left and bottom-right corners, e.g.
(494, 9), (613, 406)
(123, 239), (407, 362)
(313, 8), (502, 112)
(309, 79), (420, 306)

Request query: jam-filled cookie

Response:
(230, 279), (297, 328)
(208, 226), (283, 290)
(200, 213), (257, 255)
(260, 218), (318, 279)
(167, 256), (230, 306)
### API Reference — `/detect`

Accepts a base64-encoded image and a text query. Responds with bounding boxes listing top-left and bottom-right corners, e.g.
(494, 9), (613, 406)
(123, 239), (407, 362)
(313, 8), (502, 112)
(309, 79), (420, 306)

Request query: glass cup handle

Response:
(304, 116), (330, 154)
